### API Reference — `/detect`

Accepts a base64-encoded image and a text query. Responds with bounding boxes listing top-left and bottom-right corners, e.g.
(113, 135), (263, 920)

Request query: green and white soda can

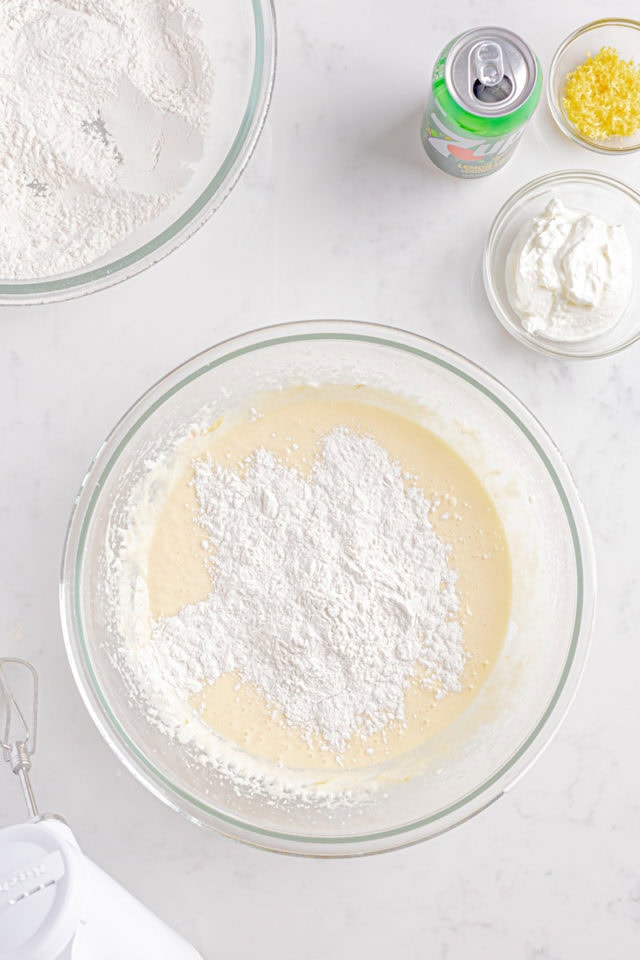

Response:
(421, 27), (542, 179)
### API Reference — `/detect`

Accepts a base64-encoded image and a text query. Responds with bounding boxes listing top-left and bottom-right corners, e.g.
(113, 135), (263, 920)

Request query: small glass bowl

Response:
(483, 170), (640, 359)
(548, 19), (640, 154)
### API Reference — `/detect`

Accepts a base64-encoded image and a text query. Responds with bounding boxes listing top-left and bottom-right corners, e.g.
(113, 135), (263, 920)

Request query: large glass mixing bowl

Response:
(60, 321), (595, 856)
(0, 0), (276, 305)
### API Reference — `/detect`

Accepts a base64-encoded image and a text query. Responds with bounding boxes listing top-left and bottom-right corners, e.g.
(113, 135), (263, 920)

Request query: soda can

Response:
(420, 27), (542, 179)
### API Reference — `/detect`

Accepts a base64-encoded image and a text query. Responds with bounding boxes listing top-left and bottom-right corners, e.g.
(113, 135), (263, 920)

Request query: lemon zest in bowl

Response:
(562, 46), (640, 140)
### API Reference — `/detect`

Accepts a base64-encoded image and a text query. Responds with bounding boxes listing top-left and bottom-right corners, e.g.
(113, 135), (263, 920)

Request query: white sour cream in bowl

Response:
(506, 198), (632, 342)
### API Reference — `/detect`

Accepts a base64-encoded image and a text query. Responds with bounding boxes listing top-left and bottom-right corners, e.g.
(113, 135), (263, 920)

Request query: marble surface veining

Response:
(1, 1), (639, 958)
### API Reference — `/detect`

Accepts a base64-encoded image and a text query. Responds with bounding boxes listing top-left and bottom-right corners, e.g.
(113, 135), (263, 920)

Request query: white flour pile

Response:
(129, 427), (465, 758)
(0, 0), (212, 279)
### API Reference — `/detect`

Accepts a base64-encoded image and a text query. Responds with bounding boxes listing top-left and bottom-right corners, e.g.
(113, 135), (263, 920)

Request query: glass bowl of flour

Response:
(0, 0), (276, 304)
(60, 321), (595, 856)
(483, 170), (640, 359)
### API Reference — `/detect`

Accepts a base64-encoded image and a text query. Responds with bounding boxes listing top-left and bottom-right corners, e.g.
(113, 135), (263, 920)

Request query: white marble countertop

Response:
(2, 1), (640, 957)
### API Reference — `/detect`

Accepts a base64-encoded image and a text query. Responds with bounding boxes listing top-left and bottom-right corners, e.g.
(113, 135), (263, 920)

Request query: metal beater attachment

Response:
(0, 657), (39, 818)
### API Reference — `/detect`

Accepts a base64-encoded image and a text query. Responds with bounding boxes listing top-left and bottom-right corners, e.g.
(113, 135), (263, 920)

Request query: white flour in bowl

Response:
(0, 0), (212, 279)
(123, 427), (466, 774)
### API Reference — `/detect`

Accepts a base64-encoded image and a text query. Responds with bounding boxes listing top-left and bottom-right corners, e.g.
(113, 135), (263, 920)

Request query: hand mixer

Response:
(0, 658), (204, 960)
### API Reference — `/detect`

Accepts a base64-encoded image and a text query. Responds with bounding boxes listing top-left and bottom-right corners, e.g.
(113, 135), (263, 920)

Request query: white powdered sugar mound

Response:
(0, 0), (212, 279)
(134, 427), (465, 756)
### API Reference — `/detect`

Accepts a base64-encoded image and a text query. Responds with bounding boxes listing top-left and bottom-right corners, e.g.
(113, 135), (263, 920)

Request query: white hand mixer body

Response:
(0, 658), (203, 960)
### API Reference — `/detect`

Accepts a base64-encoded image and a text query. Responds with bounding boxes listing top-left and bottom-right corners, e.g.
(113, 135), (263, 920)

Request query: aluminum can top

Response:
(444, 27), (538, 118)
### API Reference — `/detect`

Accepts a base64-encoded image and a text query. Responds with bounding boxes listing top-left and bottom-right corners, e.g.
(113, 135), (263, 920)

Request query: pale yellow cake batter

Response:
(147, 385), (512, 772)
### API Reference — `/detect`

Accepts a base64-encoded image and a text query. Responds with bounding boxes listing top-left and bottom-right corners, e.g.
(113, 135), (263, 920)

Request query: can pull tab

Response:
(0, 658), (39, 819)
(471, 41), (514, 104)
(474, 42), (504, 86)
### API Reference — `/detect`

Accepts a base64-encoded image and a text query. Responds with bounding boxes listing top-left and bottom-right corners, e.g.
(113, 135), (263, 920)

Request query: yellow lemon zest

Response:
(563, 46), (640, 140)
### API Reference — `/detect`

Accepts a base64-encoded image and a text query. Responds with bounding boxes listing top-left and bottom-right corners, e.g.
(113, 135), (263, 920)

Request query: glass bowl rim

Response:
(483, 169), (640, 360)
(60, 319), (596, 856)
(0, 0), (277, 305)
(547, 17), (640, 155)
